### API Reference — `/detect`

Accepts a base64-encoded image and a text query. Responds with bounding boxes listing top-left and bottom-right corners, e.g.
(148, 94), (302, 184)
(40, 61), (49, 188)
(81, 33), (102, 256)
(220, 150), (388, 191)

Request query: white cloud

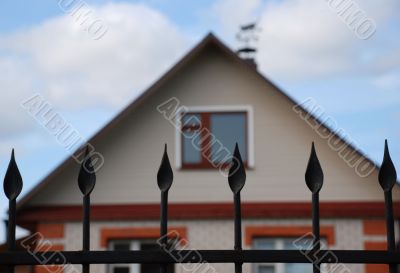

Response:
(0, 2), (190, 148)
(212, 0), (400, 82)
(0, 2), (189, 110)
(211, 0), (263, 34)
(2, 0), (398, 140)
(0, 57), (38, 138)
(372, 71), (400, 90)
(1, 0), (399, 155)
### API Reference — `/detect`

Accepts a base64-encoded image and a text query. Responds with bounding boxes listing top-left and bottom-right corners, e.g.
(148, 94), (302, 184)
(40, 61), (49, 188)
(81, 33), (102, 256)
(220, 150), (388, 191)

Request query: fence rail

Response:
(0, 141), (398, 273)
(0, 250), (400, 265)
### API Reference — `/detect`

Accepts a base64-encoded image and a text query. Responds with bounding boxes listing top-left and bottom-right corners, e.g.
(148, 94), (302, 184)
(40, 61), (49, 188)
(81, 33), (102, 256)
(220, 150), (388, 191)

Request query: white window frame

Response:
(109, 239), (173, 273)
(253, 238), (328, 273)
(253, 239), (284, 273)
(109, 240), (140, 273)
(175, 105), (254, 169)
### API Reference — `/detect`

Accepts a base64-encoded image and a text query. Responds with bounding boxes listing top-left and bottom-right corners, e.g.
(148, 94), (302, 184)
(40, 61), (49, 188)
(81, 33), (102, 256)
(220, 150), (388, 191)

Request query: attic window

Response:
(179, 110), (249, 169)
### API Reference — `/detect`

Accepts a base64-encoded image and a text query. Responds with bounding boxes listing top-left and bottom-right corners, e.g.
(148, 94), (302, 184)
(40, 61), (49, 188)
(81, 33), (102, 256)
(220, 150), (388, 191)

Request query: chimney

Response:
(237, 48), (257, 69)
(236, 22), (260, 70)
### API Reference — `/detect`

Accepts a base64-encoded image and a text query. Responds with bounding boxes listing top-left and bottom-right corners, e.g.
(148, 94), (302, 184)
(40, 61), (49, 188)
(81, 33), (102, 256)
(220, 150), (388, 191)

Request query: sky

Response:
(0, 0), (399, 241)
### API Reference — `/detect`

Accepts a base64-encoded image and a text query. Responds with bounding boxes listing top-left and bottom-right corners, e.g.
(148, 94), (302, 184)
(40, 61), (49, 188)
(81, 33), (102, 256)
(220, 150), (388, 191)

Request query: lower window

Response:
(253, 238), (327, 273)
(108, 240), (174, 273)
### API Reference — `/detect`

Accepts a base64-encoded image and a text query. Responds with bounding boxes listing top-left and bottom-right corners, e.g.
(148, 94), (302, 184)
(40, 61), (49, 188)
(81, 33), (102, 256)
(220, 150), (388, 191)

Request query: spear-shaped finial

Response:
(78, 146), (96, 273)
(305, 143), (323, 273)
(4, 149), (23, 201)
(379, 140), (397, 273)
(158, 144), (173, 273)
(78, 146), (96, 196)
(305, 142), (324, 194)
(378, 140), (397, 192)
(157, 144), (173, 192)
(228, 143), (246, 194)
(4, 149), (23, 273)
(228, 143), (246, 273)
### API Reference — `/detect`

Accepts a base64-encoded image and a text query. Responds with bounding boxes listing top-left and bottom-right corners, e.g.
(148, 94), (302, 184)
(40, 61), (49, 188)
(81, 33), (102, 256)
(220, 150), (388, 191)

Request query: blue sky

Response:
(0, 0), (399, 240)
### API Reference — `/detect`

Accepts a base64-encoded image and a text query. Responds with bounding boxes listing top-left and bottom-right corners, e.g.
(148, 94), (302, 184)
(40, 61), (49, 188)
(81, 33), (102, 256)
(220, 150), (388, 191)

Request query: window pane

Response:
(286, 238), (328, 273)
(140, 243), (174, 273)
(182, 114), (202, 164)
(112, 242), (131, 251)
(140, 242), (158, 250)
(285, 264), (312, 273)
(210, 113), (247, 164)
(182, 131), (202, 164)
(258, 265), (275, 273)
(182, 114), (201, 127)
(253, 238), (314, 273)
(286, 237), (314, 251)
(284, 237), (327, 250)
(253, 239), (275, 250)
(283, 238), (314, 273)
(113, 267), (130, 273)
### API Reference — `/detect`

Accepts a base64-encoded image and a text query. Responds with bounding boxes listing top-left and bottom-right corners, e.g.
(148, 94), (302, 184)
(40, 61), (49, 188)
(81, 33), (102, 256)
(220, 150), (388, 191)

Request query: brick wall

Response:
(34, 223), (65, 273)
(31, 218), (399, 273)
(363, 220), (389, 273)
(60, 219), (364, 273)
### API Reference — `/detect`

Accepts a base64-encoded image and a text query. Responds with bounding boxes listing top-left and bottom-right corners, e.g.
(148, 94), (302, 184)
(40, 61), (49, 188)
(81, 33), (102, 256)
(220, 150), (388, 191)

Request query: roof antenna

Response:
(236, 22), (261, 69)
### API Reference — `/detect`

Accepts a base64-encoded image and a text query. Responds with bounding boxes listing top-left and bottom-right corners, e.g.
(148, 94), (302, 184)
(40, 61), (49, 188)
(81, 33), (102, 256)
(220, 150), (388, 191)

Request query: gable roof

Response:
(17, 32), (381, 209)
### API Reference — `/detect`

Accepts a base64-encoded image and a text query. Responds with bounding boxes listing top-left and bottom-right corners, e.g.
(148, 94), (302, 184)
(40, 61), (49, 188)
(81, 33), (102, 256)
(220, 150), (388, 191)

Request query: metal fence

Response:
(0, 141), (399, 273)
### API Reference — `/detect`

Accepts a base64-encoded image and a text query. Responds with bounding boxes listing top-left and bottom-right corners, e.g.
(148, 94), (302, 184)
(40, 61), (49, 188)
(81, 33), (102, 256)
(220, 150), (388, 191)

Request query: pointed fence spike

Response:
(4, 149), (23, 200)
(378, 140), (397, 192)
(157, 144), (173, 192)
(228, 143), (246, 194)
(305, 142), (324, 193)
(78, 146), (96, 196)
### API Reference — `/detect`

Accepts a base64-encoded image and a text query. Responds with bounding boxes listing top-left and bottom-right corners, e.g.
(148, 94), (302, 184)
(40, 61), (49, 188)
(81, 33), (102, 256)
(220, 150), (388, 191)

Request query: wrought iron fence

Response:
(0, 141), (399, 273)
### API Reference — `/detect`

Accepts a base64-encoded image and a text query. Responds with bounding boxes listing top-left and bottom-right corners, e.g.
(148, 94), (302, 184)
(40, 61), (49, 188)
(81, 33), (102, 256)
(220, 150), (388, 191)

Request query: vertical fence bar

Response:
(228, 144), (246, 273)
(378, 140), (397, 273)
(78, 147), (96, 273)
(160, 191), (168, 273)
(3, 150), (23, 273)
(82, 195), (90, 273)
(234, 193), (242, 273)
(7, 200), (16, 251)
(385, 191), (397, 273)
(157, 144), (173, 273)
(312, 193), (320, 273)
(7, 199), (16, 273)
(305, 143), (324, 273)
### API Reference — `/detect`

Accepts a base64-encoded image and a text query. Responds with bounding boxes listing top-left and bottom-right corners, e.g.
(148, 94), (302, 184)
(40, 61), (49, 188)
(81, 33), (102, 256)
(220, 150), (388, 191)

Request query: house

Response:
(13, 33), (400, 273)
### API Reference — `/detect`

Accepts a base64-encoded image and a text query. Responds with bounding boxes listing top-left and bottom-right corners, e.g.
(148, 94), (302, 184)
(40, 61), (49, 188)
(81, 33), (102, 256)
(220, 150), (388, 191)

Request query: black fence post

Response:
(3, 149), (23, 273)
(305, 143), (324, 273)
(228, 143), (246, 273)
(378, 140), (397, 273)
(78, 146), (97, 273)
(157, 144), (173, 273)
